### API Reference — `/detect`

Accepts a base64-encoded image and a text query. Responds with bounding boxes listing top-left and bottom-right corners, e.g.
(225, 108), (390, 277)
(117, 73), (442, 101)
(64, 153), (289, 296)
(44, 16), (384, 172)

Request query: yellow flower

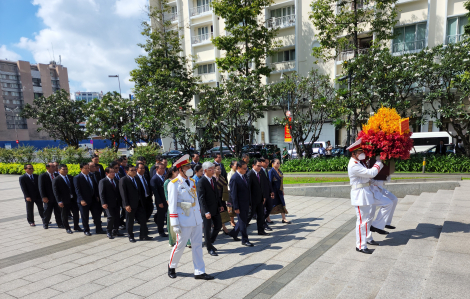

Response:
(362, 107), (409, 135)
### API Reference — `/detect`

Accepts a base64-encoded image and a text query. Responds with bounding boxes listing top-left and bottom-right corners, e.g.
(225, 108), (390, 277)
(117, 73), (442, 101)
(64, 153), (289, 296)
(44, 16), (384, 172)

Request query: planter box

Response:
(370, 157), (395, 180)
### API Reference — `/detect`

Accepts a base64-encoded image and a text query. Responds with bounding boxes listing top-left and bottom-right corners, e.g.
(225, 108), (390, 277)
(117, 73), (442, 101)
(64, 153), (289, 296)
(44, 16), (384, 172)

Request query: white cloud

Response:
(115, 0), (148, 18)
(15, 0), (148, 97)
(0, 45), (21, 61)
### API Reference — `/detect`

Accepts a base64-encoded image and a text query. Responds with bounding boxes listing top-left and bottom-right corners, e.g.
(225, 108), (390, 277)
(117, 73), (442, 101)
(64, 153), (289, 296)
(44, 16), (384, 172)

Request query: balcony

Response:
(336, 48), (369, 62)
(192, 32), (213, 45)
(392, 40), (425, 54)
(191, 4), (212, 17)
(266, 15), (296, 29)
(446, 34), (464, 44)
(164, 12), (178, 22)
(271, 61), (295, 72)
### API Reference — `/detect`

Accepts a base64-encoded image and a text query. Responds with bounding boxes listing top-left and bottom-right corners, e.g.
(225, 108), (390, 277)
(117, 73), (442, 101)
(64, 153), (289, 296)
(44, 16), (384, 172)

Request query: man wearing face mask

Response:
(347, 139), (385, 254)
(167, 154), (214, 280)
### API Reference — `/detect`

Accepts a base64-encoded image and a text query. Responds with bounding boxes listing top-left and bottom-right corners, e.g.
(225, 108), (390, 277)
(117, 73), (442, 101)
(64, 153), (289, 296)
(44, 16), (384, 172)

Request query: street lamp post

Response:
(216, 82), (223, 159)
(338, 71), (352, 146)
(280, 72), (292, 156)
(108, 75), (122, 96)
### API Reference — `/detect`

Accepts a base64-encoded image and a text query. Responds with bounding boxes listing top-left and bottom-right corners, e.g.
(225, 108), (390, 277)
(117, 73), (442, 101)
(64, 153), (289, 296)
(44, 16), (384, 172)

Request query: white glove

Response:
(375, 161), (383, 169)
(173, 225), (182, 235)
(375, 155), (382, 162)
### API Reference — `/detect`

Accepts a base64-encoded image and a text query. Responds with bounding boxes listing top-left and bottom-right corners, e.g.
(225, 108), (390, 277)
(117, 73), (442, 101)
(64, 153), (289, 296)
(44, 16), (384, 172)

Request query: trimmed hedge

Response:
(1, 163), (86, 176)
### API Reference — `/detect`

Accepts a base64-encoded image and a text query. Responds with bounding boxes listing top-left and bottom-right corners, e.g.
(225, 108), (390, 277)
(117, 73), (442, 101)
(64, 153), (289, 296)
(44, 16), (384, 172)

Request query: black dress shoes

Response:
(370, 226), (389, 235)
(367, 240), (380, 246)
(194, 273), (214, 280)
(258, 231), (270, 236)
(58, 225), (65, 229)
(208, 249), (218, 256)
(168, 265), (177, 279)
(84, 231), (92, 236)
(139, 236), (153, 241)
(74, 227), (83, 232)
(66, 229), (73, 234)
(264, 224), (273, 231)
(129, 238), (136, 243)
(112, 230), (124, 236)
(119, 225), (126, 230)
(107, 233), (114, 239)
(356, 247), (373, 254)
(385, 225), (396, 229)
(211, 246), (217, 251)
(96, 230), (107, 235)
(159, 233), (168, 237)
(43, 224), (48, 229)
(266, 220), (274, 224)
(242, 241), (254, 247)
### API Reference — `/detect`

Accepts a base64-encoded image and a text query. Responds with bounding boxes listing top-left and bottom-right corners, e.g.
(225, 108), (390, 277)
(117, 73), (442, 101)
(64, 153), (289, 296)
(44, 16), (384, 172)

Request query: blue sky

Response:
(0, 0), (148, 97)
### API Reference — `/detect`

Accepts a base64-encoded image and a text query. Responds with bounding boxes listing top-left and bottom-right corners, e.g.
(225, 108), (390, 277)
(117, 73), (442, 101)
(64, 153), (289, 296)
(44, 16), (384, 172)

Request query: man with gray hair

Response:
(197, 161), (224, 256)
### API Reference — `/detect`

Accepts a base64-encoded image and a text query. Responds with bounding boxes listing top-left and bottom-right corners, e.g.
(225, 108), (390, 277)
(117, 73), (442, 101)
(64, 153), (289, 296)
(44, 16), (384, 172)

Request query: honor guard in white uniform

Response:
(347, 139), (384, 254)
(370, 176), (398, 230)
(167, 154), (214, 280)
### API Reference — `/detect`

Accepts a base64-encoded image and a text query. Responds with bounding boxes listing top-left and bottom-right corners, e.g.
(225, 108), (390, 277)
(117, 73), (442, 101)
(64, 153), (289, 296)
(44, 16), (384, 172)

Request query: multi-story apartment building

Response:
(0, 59), (70, 148)
(153, 0), (468, 151)
(75, 91), (103, 103)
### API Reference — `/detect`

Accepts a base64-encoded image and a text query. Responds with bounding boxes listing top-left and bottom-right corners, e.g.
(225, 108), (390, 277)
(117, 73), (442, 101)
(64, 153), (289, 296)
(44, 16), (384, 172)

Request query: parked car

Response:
(420, 144), (454, 156)
(205, 146), (234, 158)
(161, 150), (183, 160)
(241, 145), (263, 158)
(330, 146), (348, 158)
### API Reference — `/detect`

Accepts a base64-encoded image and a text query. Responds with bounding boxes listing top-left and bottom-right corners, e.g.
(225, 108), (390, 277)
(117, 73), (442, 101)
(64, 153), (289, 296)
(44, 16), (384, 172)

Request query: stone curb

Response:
(284, 181), (461, 198)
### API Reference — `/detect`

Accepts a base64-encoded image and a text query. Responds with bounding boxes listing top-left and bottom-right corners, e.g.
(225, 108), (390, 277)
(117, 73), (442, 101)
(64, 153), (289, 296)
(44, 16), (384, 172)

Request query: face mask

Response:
(357, 153), (366, 161)
(185, 168), (194, 177)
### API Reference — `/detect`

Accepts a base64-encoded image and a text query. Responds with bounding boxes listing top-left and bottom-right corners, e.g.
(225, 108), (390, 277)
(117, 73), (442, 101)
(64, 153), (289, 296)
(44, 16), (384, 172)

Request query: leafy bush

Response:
(129, 144), (162, 165)
(280, 157), (350, 172)
(62, 147), (89, 164)
(96, 147), (119, 166)
(0, 148), (15, 163)
(36, 147), (64, 164)
(13, 146), (35, 164)
(0, 163), (80, 176)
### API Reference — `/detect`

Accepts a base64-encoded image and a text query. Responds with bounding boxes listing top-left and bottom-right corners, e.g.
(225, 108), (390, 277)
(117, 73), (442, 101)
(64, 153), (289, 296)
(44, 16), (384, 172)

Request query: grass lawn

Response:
(284, 171), (429, 175)
(284, 176), (434, 185)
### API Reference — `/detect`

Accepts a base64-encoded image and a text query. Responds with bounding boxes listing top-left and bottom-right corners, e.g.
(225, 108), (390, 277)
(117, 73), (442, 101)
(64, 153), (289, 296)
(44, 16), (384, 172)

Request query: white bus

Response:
(410, 132), (453, 153)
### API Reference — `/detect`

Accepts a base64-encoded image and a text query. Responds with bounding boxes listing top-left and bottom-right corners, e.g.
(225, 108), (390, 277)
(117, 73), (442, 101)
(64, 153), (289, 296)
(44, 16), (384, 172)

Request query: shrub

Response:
(13, 146), (36, 164)
(0, 148), (15, 163)
(96, 147), (119, 166)
(129, 144), (162, 165)
(62, 147), (89, 164)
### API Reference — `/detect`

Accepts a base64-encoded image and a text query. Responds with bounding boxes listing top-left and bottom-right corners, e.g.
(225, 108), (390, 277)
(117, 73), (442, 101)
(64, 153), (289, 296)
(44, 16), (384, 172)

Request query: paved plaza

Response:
(0, 174), (469, 299)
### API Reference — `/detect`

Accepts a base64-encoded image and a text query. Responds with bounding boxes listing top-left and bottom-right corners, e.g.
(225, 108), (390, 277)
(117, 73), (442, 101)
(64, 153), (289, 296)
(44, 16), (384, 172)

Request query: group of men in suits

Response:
(18, 154), (170, 242)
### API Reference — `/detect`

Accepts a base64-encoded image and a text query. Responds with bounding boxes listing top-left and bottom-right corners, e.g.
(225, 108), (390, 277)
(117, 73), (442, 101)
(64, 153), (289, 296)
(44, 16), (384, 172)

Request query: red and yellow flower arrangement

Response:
(358, 107), (414, 161)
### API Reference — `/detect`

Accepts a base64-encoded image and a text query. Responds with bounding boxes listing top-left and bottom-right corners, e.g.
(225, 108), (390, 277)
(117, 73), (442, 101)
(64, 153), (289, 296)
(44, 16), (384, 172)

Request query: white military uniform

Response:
(168, 174), (205, 275)
(348, 158), (383, 250)
(370, 177), (398, 227)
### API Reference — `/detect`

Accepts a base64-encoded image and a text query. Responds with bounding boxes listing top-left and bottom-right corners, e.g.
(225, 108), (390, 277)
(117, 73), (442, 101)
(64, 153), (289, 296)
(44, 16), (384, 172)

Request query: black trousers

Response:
(43, 200), (63, 226)
(60, 203), (80, 230)
(104, 206), (120, 232)
(126, 204), (149, 238)
(247, 200), (266, 233)
(154, 201), (168, 234)
(119, 202), (126, 226)
(26, 198), (45, 224)
(229, 210), (249, 243)
(144, 196), (154, 221)
(78, 201), (103, 232)
(264, 196), (273, 220)
(203, 213), (222, 250)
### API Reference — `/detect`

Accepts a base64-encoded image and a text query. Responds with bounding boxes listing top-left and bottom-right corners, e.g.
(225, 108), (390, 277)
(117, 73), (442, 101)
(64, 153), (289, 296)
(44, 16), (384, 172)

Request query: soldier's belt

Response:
(351, 183), (370, 190)
(177, 202), (196, 208)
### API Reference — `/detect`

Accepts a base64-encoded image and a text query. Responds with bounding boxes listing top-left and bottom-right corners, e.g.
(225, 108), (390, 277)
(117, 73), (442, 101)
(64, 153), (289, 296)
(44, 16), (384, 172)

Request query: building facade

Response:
(0, 59), (70, 148)
(153, 0), (468, 151)
(75, 91), (103, 103)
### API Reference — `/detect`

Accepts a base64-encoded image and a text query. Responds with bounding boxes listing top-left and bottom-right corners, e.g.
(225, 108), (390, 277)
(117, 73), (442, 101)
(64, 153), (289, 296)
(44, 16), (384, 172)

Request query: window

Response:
(197, 26), (213, 36)
(32, 78), (42, 87)
(1, 82), (7, 88)
(447, 16), (468, 44)
(34, 93), (43, 99)
(171, 6), (177, 14)
(196, 0), (211, 7)
(270, 5), (295, 18)
(392, 23), (426, 53)
(9, 75), (17, 80)
(198, 63), (215, 74)
(271, 49), (295, 63)
(10, 83), (19, 88)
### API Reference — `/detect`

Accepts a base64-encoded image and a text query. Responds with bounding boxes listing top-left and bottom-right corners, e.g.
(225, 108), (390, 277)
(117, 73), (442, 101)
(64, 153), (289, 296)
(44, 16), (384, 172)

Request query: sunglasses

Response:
(26, 168), (34, 170)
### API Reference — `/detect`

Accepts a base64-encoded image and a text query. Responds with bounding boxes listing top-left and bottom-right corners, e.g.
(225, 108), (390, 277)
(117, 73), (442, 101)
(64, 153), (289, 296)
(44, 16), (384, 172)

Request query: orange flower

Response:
(362, 107), (409, 135)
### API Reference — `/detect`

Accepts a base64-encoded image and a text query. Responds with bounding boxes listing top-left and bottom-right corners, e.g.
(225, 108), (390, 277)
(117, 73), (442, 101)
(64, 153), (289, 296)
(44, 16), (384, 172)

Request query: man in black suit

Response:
(111, 161), (126, 228)
(136, 157), (151, 182)
(260, 158), (275, 229)
(197, 162), (223, 256)
(119, 164), (152, 243)
(190, 153), (202, 170)
(214, 153), (227, 180)
(74, 162), (105, 236)
(150, 155), (163, 177)
(437, 140), (446, 155)
(150, 162), (168, 237)
(135, 162), (154, 221)
(52, 164), (82, 234)
(92, 154), (105, 181)
(110, 161), (122, 181)
(246, 159), (270, 236)
(99, 167), (124, 239)
(19, 164), (44, 226)
(228, 160), (253, 246)
(39, 162), (63, 229)
(118, 157), (127, 178)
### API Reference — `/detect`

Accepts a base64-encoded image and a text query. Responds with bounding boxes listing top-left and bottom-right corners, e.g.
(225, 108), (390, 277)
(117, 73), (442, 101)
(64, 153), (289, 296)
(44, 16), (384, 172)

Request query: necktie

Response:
(86, 175), (93, 190)
(210, 178), (214, 189)
(142, 177), (149, 197)
(265, 169), (268, 176)
(242, 174), (247, 185)
(185, 179), (190, 186)
(64, 176), (71, 188)
(132, 178), (137, 188)
(115, 174), (120, 180)
(30, 175), (34, 182)
(110, 179), (116, 188)
(51, 173), (54, 179)
(256, 172), (260, 183)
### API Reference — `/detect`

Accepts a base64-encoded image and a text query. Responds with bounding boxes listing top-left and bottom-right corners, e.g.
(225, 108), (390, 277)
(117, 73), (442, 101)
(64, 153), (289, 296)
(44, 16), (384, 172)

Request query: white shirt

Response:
(348, 158), (382, 206)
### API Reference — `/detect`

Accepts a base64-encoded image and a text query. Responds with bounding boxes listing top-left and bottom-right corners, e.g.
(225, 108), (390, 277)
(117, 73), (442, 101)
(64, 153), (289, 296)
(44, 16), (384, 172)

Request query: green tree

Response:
(21, 89), (87, 148)
(211, 0), (279, 78)
(267, 70), (337, 158)
(86, 92), (139, 152)
(130, 0), (198, 143)
(465, 0), (470, 35)
(418, 42), (470, 156)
